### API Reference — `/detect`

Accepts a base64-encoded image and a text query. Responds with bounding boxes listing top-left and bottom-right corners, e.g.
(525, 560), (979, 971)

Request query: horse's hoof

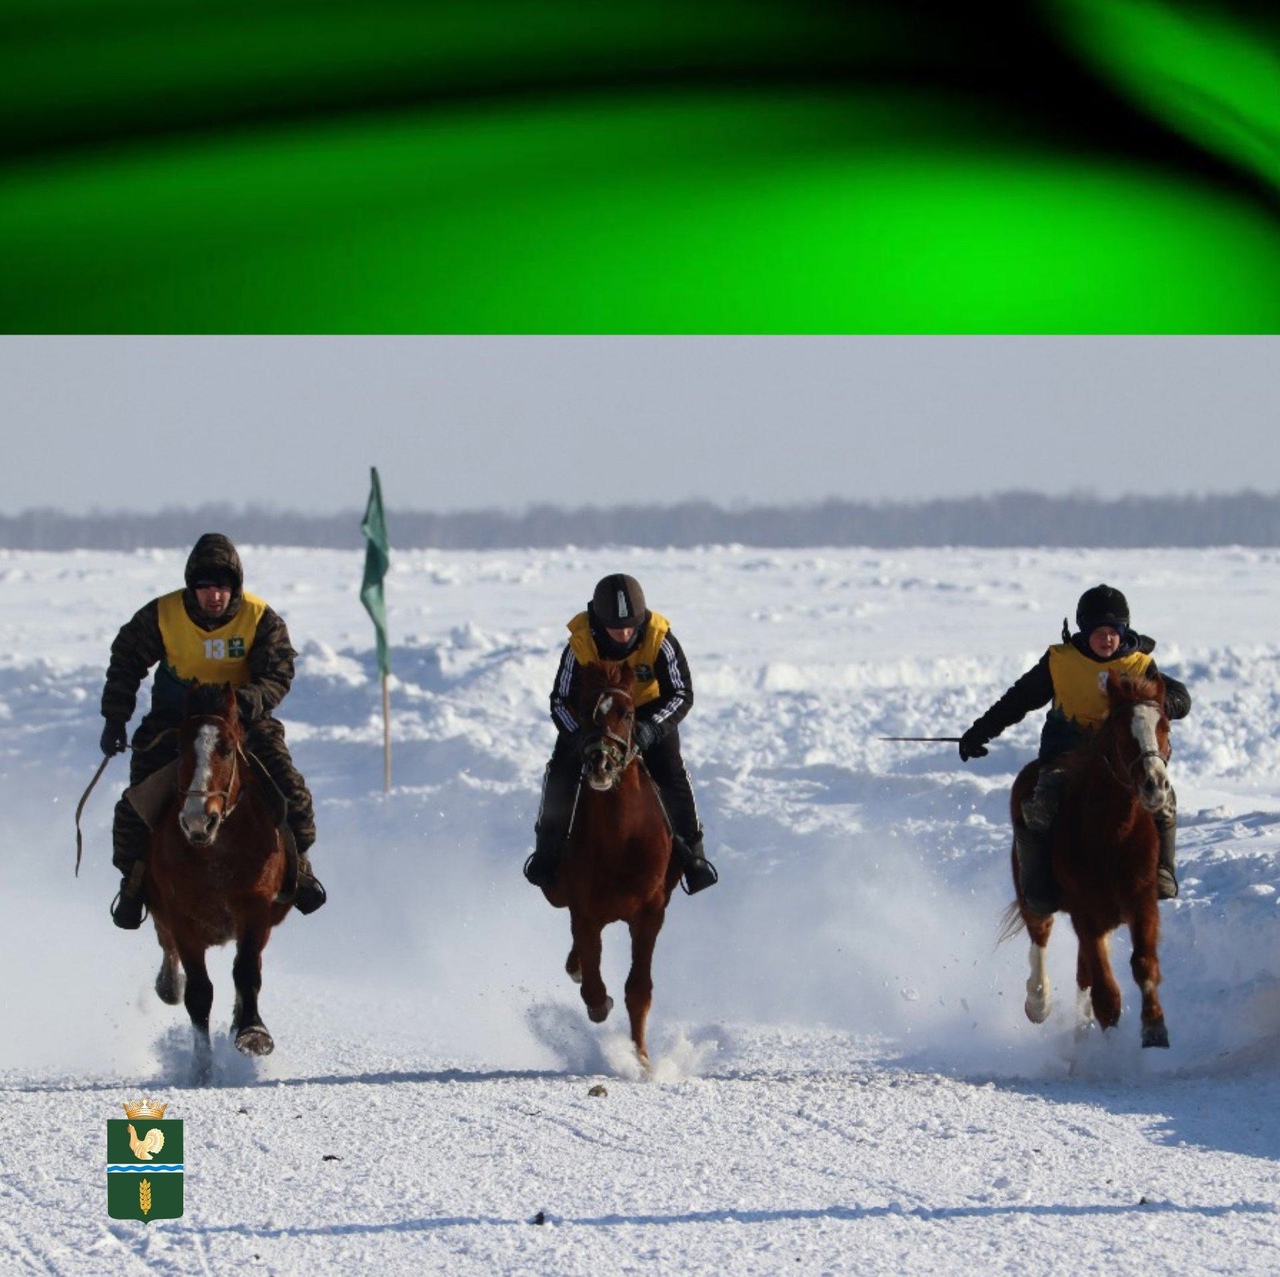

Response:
(1142, 1023), (1170, 1049)
(235, 1026), (275, 1056)
(155, 970), (183, 1006)
(1024, 997), (1050, 1025)
(587, 996), (613, 1024)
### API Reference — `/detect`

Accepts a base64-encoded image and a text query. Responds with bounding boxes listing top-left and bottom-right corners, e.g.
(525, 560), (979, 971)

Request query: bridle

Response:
(581, 687), (638, 786)
(176, 715), (244, 818)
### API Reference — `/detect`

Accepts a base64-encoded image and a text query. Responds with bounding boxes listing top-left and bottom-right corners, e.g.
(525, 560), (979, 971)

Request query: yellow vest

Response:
(1047, 642), (1154, 731)
(567, 610), (671, 708)
(157, 590), (267, 688)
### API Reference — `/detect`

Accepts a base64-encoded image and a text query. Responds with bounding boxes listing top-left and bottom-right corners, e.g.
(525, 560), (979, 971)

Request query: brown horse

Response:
(147, 682), (292, 1081)
(1004, 671), (1173, 1048)
(540, 662), (681, 1067)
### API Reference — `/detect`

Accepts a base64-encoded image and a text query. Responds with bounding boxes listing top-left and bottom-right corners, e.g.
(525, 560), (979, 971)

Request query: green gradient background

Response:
(2, 0), (1278, 332)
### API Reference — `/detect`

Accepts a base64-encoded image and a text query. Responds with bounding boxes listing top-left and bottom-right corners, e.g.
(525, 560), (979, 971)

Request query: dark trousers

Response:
(111, 712), (316, 872)
(538, 727), (700, 849)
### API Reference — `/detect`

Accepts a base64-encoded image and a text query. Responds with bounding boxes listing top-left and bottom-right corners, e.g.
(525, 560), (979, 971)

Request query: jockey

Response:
(958, 584), (1191, 916)
(523, 573), (718, 895)
(98, 533), (326, 928)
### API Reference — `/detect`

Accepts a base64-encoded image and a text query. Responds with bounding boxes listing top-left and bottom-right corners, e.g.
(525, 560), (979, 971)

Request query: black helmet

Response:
(591, 574), (647, 629)
(1076, 584), (1129, 634)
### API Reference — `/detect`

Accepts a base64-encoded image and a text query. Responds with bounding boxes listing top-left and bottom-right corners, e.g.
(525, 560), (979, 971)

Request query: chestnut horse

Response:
(147, 682), (292, 1081)
(1003, 671), (1173, 1048)
(540, 662), (681, 1066)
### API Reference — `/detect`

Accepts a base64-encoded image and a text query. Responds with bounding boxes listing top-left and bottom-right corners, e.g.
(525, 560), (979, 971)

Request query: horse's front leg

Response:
(570, 912), (611, 1023)
(175, 942), (214, 1085)
(1083, 930), (1122, 1030)
(1074, 944), (1096, 1034)
(625, 905), (666, 1068)
(153, 921), (184, 1006)
(1023, 913), (1054, 1024)
(230, 926), (274, 1056)
(1130, 909), (1169, 1048)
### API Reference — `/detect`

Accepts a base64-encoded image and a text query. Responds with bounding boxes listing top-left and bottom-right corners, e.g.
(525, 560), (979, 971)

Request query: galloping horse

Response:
(146, 682), (293, 1080)
(540, 662), (681, 1066)
(1004, 671), (1174, 1048)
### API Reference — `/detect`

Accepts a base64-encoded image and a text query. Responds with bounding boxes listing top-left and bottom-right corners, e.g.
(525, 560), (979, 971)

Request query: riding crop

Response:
(876, 736), (963, 742)
(74, 754), (115, 877)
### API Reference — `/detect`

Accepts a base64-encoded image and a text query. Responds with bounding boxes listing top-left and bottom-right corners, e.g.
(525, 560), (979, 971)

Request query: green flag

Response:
(361, 467), (390, 677)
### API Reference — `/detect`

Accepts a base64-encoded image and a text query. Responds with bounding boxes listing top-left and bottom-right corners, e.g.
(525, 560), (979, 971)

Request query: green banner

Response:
(107, 1118), (184, 1222)
(361, 467), (391, 678)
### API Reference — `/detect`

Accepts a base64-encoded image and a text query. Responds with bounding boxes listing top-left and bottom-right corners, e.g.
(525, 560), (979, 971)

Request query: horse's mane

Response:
(184, 682), (243, 741)
(580, 662), (634, 692)
(1105, 670), (1166, 707)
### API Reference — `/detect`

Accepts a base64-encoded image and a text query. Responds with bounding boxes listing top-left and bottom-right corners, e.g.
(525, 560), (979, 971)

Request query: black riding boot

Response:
(1155, 816), (1178, 900)
(1014, 823), (1058, 917)
(110, 797), (150, 930)
(293, 845), (327, 914)
(675, 831), (719, 895)
(524, 747), (580, 888)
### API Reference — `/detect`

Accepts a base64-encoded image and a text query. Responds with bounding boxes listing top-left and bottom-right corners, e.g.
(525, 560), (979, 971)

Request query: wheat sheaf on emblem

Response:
(139, 1179), (152, 1215)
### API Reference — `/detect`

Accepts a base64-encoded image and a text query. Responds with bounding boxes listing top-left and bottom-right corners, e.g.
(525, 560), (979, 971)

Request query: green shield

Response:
(107, 1119), (184, 1221)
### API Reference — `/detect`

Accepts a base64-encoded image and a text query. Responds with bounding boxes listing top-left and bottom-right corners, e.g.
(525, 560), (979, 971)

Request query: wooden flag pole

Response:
(382, 672), (391, 793)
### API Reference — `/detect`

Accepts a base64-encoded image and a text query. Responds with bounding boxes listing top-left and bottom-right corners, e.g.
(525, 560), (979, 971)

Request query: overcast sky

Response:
(1, 337), (1274, 515)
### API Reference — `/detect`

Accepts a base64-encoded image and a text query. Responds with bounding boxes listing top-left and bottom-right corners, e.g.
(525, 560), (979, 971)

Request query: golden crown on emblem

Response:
(122, 1099), (168, 1121)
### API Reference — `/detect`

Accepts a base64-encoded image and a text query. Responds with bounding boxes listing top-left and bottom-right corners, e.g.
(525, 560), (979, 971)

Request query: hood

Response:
(184, 533), (244, 595)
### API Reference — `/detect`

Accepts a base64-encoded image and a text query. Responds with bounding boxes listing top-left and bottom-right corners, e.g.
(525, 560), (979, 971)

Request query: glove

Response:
(958, 727), (989, 762)
(236, 687), (263, 724)
(634, 720), (659, 751)
(100, 720), (128, 756)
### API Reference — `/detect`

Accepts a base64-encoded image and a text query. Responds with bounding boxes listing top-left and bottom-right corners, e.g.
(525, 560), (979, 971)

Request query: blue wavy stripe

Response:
(107, 1164), (184, 1173)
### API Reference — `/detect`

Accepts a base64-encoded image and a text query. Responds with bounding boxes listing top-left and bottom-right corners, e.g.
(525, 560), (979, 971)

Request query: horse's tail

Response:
(996, 900), (1026, 945)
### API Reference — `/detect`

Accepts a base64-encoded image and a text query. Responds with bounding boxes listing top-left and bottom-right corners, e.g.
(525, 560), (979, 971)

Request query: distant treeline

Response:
(4, 493), (1280, 550)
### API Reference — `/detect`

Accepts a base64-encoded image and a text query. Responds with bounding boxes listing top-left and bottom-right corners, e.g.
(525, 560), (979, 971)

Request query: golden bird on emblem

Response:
(127, 1124), (165, 1161)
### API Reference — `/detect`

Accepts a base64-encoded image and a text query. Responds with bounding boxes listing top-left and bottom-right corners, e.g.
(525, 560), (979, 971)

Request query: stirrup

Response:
(523, 850), (559, 889)
(677, 838), (719, 895)
(293, 873), (327, 915)
(681, 857), (719, 895)
(110, 888), (147, 930)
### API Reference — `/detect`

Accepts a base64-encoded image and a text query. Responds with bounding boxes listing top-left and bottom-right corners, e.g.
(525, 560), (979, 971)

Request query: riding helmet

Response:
(591, 574), (647, 629)
(1076, 584), (1129, 634)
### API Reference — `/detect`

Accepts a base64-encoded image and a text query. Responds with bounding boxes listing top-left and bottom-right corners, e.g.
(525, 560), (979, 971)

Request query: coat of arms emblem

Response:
(107, 1100), (184, 1221)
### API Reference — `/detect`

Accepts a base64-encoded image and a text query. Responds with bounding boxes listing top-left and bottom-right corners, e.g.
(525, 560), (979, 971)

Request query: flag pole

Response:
(381, 671), (391, 792)
(360, 466), (392, 794)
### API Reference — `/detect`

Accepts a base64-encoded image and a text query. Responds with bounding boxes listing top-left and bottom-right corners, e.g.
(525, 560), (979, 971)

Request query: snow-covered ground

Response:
(2, 545), (1279, 1274)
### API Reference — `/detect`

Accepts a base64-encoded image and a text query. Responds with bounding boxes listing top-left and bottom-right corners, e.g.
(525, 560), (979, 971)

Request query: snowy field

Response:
(2, 545), (1279, 1275)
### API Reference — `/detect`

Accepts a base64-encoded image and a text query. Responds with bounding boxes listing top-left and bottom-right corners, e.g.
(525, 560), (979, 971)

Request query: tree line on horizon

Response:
(3, 492), (1280, 550)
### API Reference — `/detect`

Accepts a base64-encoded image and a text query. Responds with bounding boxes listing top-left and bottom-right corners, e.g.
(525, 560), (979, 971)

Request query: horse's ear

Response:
(222, 682), (238, 720)
(1147, 670), (1166, 707)
(618, 664), (636, 691)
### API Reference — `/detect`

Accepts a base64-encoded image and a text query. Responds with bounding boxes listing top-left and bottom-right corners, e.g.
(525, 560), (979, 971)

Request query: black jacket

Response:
(101, 534), (296, 727)
(969, 631), (1191, 762)
(549, 619), (693, 742)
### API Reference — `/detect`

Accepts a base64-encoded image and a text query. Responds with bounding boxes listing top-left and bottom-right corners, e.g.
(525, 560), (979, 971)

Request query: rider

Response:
(958, 584), (1191, 916)
(523, 572), (718, 895)
(98, 533), (326, 928)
